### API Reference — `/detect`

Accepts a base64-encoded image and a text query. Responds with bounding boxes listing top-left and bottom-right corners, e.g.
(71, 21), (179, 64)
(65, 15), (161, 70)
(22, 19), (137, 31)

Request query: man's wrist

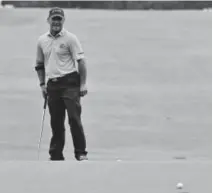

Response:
(80, 82), (86, 86)
(40, 82), (45, 87)
(80, 79), (86, 85)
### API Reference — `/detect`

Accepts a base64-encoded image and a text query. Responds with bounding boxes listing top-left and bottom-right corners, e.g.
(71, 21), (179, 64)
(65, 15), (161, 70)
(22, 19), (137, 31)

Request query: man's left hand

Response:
(80, 84), (88, 97)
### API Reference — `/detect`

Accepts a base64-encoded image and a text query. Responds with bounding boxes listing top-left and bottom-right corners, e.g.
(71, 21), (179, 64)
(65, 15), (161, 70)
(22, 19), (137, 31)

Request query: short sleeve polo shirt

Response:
(36, 29), (84, 80)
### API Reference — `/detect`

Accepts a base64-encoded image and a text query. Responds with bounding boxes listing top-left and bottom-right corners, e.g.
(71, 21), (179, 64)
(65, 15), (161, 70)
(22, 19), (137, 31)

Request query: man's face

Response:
(48, 16), (64, 33)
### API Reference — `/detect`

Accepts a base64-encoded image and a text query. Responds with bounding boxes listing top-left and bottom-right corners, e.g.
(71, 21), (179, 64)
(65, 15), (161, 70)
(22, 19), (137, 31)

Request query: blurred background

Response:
(1, 1), (212, 10)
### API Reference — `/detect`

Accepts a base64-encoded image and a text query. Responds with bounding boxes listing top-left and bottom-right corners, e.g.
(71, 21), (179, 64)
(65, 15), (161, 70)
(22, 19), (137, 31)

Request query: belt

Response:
(48, 72), (78, 83)
(49, 77), (60, 82)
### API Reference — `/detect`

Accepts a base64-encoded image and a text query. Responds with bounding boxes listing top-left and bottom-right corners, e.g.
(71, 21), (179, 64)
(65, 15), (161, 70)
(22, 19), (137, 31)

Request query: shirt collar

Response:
(47, 28), (65, 38)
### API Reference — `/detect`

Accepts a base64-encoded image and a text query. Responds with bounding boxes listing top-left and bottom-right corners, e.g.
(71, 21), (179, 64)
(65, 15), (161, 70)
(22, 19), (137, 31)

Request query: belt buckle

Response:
(51, 78), (58, 82)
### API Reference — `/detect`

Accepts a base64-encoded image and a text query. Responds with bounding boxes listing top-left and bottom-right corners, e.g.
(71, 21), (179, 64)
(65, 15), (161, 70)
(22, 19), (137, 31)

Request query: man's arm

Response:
(35, 63), (45, 86)
(69, 34), (88, 96)
(35, 41), (45, 86)
(77, 58), (87, 86)
(35, 40), (47, 98)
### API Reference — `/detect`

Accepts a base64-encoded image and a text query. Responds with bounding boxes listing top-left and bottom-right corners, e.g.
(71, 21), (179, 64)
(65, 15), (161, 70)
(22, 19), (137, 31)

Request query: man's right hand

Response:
(40, 84), (47, 99)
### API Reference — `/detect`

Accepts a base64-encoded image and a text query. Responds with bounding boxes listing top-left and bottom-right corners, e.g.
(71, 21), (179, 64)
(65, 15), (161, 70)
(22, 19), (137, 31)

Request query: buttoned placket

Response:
(48, 33), (63, 53)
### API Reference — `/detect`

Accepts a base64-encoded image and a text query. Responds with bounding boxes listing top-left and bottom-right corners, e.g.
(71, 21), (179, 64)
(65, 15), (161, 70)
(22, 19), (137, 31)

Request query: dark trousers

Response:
(47, 72), (87, 160)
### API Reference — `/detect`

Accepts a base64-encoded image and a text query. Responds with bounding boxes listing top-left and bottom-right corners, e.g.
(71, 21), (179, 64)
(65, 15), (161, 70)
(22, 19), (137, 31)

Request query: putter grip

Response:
(43, 96), (48, 109)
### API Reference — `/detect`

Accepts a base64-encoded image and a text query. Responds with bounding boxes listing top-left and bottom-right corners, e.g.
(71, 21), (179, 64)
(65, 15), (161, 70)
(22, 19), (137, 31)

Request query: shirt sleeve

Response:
(69, 34), (84, 60)
(36, 40), (44, 66)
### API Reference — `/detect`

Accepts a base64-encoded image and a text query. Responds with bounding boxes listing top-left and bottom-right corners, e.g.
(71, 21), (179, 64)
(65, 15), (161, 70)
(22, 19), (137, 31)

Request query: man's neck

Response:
(50, 30), (61, 37)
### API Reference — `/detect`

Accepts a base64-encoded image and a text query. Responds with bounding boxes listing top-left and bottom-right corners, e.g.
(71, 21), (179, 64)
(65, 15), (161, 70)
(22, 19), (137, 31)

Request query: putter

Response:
(37, 96), (48, 160)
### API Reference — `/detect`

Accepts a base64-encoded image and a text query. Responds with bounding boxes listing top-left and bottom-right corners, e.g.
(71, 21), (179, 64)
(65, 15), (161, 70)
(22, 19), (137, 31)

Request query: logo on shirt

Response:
(59, 44), (66, 49)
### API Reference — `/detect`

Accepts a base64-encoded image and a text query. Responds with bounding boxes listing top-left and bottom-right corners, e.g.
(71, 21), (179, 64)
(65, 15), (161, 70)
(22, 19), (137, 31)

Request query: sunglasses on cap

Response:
(51, 16), (63, 21)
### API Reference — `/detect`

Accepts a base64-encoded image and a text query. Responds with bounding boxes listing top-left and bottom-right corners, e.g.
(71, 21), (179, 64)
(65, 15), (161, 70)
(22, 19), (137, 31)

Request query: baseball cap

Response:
(48, 7), (65, 19)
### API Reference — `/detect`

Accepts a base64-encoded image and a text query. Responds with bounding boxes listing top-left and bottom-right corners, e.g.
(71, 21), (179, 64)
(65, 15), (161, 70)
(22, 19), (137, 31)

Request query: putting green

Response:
(0, 9), (211, 193)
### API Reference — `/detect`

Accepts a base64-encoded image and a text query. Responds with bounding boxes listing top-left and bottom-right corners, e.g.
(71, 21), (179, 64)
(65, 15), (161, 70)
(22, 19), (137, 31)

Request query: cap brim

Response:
(49, 14), (64, 19)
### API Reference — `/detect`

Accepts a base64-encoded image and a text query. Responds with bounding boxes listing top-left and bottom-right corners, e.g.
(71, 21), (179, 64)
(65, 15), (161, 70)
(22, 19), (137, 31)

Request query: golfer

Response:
(35, 7), (88, 161)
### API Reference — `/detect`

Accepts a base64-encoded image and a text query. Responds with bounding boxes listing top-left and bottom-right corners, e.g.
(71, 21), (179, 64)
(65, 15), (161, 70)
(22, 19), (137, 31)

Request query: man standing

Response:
(35, 7), (88, 161)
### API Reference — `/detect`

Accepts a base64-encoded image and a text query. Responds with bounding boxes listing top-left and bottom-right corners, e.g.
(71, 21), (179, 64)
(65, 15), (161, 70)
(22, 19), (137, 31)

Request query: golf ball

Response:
(176, 182), (183, 189)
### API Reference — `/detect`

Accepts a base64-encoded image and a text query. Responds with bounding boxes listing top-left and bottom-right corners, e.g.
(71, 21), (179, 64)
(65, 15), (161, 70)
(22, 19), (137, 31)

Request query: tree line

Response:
(2, 1), (212, 10)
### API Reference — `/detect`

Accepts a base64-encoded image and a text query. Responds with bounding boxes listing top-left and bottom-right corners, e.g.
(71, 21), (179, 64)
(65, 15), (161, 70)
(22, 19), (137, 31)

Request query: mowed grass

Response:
(0, 8), (211, 193)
